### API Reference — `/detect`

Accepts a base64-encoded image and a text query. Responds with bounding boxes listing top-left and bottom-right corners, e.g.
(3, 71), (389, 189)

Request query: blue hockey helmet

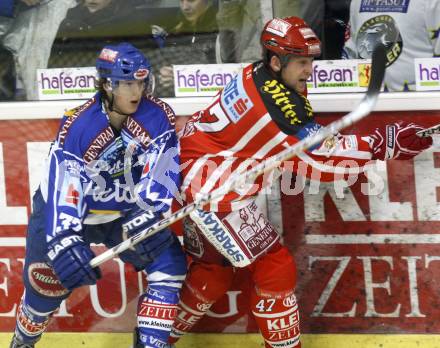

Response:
(96, 42), (151, 84)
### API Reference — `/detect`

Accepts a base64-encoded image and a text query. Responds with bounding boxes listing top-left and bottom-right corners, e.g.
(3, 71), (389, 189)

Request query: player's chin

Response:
(120, 100), (141, 114)
(295, 80), (307, 93)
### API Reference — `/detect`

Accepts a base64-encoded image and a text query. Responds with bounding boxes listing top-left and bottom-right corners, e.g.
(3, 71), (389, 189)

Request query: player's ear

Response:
(103, 81), (112, 93)
(102, 80), (114, 99)
(270, 55), (282, 73)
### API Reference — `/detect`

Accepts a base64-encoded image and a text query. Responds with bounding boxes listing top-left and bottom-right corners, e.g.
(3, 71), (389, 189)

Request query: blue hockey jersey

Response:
(40, 92), (180, 242)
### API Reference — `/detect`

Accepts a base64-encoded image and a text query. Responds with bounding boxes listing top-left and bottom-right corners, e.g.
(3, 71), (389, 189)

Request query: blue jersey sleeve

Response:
(44, 141), (87, 242)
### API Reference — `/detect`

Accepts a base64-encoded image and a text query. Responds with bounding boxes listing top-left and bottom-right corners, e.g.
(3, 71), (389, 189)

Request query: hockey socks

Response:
(13, 296), (53, 345)
(250, 246), (300, 347)
(136, 287), (179, 348)
(251, 290), (301, 348)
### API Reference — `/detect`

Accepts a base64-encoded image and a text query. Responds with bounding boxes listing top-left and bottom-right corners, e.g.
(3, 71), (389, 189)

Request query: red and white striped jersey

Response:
(179, 62), (374, 212)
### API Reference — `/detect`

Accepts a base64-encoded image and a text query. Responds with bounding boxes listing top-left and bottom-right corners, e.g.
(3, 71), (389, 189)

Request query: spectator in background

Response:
(216, 0), (303, 64)
(1, 0), (75, 100)
(216, 0), (266, 63)
(343, 0), (440, 91)
(0, 2), (16, 100)
(151, 0), (219, 96)
(0, 0), (53, 100)
(49, 0), (149, 69)
(300, 0), (350, 59)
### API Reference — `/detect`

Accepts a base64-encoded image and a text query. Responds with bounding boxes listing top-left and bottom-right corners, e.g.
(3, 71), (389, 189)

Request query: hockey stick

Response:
(416, 124), (440, 138)
(89, 44), (386, 268)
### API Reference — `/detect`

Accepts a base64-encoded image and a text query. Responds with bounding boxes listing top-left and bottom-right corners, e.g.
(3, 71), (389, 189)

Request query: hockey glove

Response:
(46, 232), (101, 291)
(122, 207), (174, 262)
(370, 121), (432, 160)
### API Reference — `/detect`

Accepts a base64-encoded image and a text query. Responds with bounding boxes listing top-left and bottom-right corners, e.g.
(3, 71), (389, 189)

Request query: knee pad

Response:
(185, 262), (234, 302)
(251, 245), (297, 295)
(170, 262), (234, 343)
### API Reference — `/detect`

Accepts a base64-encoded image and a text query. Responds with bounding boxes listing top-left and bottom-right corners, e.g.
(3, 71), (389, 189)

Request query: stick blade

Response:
(367, 43), (387, 96)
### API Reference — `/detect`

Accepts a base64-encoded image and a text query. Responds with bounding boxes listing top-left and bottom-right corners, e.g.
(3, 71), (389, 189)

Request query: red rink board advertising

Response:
(1, 111), (440, 334)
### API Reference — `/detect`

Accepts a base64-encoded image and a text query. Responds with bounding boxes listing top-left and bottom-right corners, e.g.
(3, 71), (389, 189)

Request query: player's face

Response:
(111, 80), (145, 114)
(180, 0), (209, 23)
(84, 0), (112, 13)
(281, 56), (314, 93)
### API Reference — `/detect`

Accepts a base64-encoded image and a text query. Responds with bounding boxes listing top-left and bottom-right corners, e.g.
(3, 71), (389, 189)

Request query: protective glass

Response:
(112, 80), (146, 97)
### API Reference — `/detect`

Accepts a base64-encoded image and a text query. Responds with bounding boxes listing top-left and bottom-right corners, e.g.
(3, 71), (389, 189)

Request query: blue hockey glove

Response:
(122, 208), (174, 262)
(46, 232), (101, 291)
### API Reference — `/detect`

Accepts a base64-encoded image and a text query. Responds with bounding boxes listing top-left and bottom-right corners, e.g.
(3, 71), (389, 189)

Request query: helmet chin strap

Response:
(103, 81), (130, 118)
(102, 91), (131, 131)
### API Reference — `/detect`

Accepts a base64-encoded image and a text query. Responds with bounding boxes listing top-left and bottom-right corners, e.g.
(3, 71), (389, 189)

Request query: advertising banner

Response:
(173, 60), (373, 97)
(173, 64), (247, 97)
(415, 58), (440, 91)
(37, 67), (97, 101)
(1, 111), (440, 335)
(307, 59), (372, 93)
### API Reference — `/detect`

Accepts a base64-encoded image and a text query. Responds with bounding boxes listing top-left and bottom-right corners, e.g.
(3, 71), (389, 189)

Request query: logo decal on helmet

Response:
(266, 18), (292, 37)
(308, 43), (321, 56)
(134, 68), (149, 80)
(299, 27), (317, 39)
(98, 48), (118, 63)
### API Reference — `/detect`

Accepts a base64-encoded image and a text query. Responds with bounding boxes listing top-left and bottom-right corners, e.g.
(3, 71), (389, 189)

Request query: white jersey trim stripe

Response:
(208, 131), (287, 206)
(197, 158), (237, 199)
(181, 113), (272, 193)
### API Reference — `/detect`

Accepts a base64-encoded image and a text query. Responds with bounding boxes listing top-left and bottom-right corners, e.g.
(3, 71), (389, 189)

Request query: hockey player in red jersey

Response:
(169, 17), (433, 348)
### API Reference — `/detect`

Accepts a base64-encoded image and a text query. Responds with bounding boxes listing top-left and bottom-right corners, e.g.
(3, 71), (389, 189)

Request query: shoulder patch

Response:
(64, 108), (77, 117)
(220, 73), (254, 123)
(59, 97), (96, 146)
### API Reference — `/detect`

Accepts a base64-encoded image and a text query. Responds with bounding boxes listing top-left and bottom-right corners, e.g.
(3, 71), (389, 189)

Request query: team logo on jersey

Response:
(221, 76), (254, 123)
(28, 263), (69, 297)
(356, 15), (402, 67)
(360, 0), (410, 13)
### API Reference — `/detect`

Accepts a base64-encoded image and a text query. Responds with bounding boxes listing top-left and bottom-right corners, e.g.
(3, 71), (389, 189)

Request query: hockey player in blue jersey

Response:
(10, 43), (186, 348)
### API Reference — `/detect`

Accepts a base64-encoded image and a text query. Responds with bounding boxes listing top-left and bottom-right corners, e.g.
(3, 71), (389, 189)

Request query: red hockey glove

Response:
(370, 122), (433, 160)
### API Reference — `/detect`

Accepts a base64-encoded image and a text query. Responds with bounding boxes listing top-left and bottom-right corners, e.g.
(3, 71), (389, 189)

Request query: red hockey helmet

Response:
(261, 17), (321, 58)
